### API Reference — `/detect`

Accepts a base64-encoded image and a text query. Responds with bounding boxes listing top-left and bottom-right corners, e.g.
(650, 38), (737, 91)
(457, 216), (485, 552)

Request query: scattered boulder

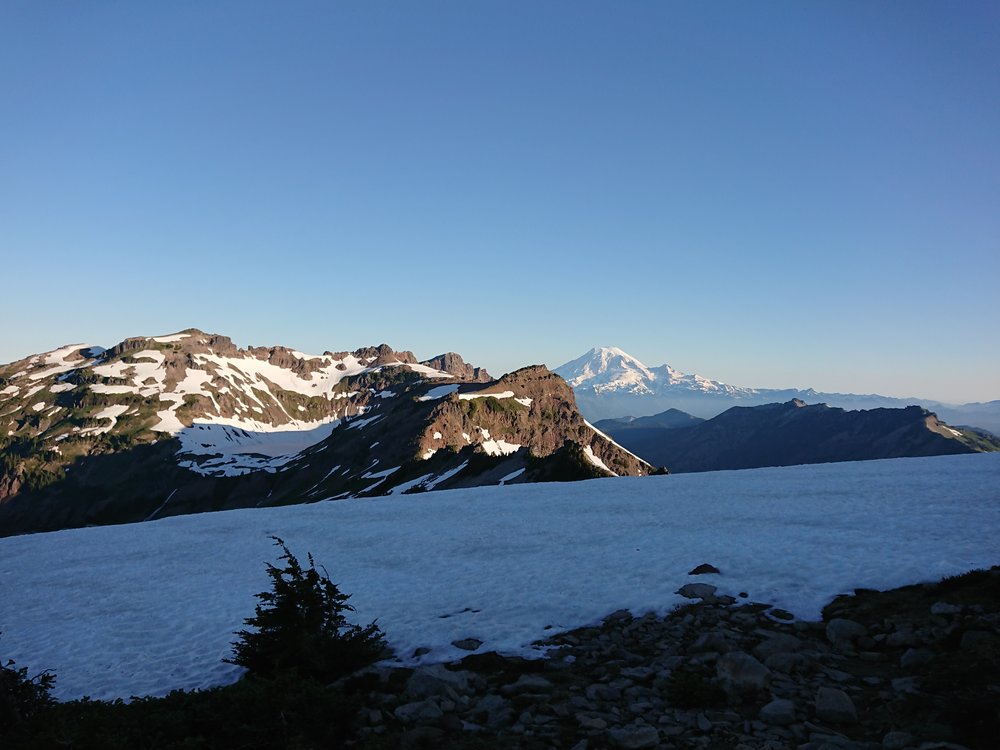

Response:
(815, 686), (858, 724)
(677, 583), (718, 600)
(900, 647), (934, 669)
(826, 618), (868, 648)
(716, 651), (772, 694)
(405, 663), (471, 699)
(452, 638), (483, 651)
(753, 632), (802, 660)
(607, 723), (660, 749)
(691, 630), (732, 654)
(346, 567), (999, 750)
(759, 697), (797, 725)
(688, 563), (721, 575)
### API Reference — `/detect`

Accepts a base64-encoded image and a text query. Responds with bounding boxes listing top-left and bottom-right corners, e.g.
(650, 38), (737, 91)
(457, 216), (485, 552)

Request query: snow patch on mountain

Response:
(583, 444), (616, 475)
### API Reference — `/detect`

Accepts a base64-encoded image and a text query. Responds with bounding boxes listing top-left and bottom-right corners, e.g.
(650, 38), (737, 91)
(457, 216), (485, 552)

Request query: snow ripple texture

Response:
(1, 453), (998, 702)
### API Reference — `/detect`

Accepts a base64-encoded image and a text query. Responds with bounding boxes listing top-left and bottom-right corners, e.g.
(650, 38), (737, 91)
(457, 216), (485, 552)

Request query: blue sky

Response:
(2, 1), (998, 403)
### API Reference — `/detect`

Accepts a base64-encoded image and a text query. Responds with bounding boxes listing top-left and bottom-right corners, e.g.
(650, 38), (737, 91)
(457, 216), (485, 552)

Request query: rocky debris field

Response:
(342, 566), (1000, 749)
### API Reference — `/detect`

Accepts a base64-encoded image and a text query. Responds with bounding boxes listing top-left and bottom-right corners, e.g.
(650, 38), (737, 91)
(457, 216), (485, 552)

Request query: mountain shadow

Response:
(598, 400), (1000, 473)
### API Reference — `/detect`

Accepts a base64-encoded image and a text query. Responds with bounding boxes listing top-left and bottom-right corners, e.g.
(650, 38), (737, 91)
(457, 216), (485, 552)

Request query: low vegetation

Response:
(0, 539), (384, 749)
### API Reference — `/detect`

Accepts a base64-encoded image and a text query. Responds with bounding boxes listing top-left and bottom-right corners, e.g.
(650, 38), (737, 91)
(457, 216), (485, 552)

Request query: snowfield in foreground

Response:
(2, 453), (999, 701)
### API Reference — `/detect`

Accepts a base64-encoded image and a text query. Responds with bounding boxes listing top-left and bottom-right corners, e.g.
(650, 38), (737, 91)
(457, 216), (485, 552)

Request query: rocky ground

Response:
(343, 566), (1000, 750)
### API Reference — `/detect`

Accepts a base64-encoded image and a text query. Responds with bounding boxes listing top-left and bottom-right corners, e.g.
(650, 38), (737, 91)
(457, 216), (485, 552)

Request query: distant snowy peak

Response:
(556, 347), (1000, 434)
(557, 347), (656, 392)
(555, 346), (753, 397)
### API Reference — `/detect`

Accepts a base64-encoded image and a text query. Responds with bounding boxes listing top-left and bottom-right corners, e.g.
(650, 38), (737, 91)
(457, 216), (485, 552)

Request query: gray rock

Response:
(677, 583), (718, 599)
(503, 673), (554, 694)
(691, 630), (732, 653)
(754, 633), (803, 660)
(688, 563), (721, 575)
(607, 723), (660, 749)
(405, 663), (472, 698)
(900, 648), (934, 669)
(605, 608), (633, 624)
(886, 630), (920, 648)
(815, 686), (858, 724)
(577, 713), (608, 730)
(882, 730), (915, 749)
(826, 619), (868, 646)
(586, 683), (621, 701)
(930, 601), (961, 615)
(891, 676), (920, 694)
(393, 699), (443, 724)
(452, 638), (482, 651)
(473, 693), (513, 729)
(716, 651), (772, 694)
(960, 630), (995, 649)
(765, 652), (806, 674)
(760, 698), (796, 726)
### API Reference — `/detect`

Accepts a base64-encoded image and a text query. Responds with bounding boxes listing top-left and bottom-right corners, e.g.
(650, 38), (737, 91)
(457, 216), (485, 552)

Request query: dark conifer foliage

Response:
(227, 537), (386, 682)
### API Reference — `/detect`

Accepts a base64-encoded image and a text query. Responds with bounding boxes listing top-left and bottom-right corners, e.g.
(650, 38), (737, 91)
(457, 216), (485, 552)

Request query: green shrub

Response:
(226, 537), (386, 682)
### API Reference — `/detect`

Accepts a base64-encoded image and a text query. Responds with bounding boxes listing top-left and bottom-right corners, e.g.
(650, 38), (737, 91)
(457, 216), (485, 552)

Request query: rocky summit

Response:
(341, 567), (1000, 750)
(0, 330), (649, 536)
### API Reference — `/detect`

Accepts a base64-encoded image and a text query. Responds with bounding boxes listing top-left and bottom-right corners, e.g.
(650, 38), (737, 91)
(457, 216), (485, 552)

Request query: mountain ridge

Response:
(555, 346), (1000, 433)
(597, 399), (999, 473)
(0, 331), (649, 536)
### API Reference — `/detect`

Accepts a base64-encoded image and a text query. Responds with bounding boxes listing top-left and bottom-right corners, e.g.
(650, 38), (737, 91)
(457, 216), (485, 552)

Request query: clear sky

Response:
(2, 1), (998, 404)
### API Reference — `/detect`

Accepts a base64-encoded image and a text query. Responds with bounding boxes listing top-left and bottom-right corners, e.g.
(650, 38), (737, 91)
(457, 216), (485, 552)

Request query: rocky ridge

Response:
(597, 400), (999, 473)
(342, 567), (999, 749)
(0, 332), (650, 535)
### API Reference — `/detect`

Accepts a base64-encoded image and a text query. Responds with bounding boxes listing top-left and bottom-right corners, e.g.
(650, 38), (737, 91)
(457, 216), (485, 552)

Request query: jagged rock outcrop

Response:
(421, 353), (491, 383)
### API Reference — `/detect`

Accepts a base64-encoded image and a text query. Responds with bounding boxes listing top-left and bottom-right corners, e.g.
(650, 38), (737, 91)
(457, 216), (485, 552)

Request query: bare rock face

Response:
(0, 471), (24, 502)
(421, 353), (491, 382)
(417, 366), (649, 477)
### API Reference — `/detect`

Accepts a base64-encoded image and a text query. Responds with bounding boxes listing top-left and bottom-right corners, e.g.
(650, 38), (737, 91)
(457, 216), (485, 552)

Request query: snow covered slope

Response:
(556, 347), (1000, 433)
(1, 452), (997, 701)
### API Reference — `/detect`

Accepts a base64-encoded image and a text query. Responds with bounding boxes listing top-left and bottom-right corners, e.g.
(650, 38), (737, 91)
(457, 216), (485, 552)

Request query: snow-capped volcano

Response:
(555, 347), (1000, 434)
(556, 347), (753, 399)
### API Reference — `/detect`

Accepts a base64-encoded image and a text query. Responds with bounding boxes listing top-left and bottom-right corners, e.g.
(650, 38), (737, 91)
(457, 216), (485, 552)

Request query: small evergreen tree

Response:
(1, 633), (55, 734)
(226, 537), (386, 682)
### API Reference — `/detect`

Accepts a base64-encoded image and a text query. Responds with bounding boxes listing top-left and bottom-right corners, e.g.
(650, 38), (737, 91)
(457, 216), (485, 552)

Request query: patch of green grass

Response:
(463, 396), (526, 418)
